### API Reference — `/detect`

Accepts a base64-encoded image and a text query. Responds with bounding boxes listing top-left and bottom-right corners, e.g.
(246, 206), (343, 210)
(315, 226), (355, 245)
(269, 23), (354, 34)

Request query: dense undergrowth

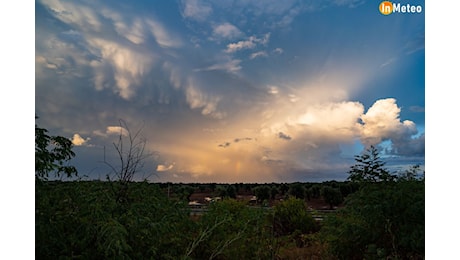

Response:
(36, 179), (424, 259)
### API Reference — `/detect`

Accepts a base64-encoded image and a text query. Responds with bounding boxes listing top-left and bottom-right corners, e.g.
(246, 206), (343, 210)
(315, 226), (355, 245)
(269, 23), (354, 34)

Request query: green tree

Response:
(288, 182), (306, 199)
(398, 164), (424, 181)
(347, 145), (395, 183)
(35, 116), (77, 180)
(321, 186), (343, 209)
(252, 185), (271, 203)
(321, 181), (424, 259)
(272, 197), (317, 237)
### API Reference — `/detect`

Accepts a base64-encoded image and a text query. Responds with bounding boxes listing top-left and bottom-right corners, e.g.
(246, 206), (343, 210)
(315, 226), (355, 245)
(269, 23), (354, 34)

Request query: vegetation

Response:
(36, 123), (424, 259)
(35, 116), (77, 180)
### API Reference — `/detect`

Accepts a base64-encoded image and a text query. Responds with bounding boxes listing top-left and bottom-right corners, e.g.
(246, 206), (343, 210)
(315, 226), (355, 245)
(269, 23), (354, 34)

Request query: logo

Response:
(379, 1), (423, 15)
(379, 1), (393, 15)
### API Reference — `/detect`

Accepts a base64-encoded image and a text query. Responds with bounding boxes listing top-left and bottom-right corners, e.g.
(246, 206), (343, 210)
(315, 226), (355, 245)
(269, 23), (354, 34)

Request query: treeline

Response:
(157, 180), (358, 209)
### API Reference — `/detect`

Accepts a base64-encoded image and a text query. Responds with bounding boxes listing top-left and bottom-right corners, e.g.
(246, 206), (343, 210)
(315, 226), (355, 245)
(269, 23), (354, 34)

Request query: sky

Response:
(34, 0), (426, 183)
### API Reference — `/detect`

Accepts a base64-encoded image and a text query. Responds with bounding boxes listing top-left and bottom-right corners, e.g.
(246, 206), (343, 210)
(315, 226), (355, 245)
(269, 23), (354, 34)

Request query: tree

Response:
(272, 197), (318, 238)
(35, 116), (77, 180)
(320, 181), (424, 259)
(398, 164), (424, 181)
(252, 185), (271, 203)
(347, 145), (395, 183)
(104, 119), (152, 183)
(321, 186), (343, 209)
(288, 182), (306, 199)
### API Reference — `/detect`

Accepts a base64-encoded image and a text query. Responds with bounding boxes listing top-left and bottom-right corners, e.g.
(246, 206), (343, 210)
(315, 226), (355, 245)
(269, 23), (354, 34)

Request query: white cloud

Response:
(212, 23), (242, 39)
(225, 34), (270, 53)
(71, 133), (90, 146)
(225, 38), (257, 53)
(106, 126), (129, 136)
(360, 98), (420, 153)
(250, 51), (268, 59)
(89, 38), (156, 99)
(273, 48), (284, 54)
(181, 0), (212, 21)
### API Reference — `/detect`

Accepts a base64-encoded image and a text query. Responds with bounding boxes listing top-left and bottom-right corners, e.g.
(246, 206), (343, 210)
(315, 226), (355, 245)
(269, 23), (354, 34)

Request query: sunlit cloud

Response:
(105, 126), (129, 136)
(71, 133), (90, 146)
(156, 164), (174, 172)
(360, 98), (418, 147)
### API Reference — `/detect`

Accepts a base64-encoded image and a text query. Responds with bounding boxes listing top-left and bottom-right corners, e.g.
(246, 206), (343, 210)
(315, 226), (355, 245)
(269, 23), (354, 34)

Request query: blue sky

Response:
(34, 0), (425, 183)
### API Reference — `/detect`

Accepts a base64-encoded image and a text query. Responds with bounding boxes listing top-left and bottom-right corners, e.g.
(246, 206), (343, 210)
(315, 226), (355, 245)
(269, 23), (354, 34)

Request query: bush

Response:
(320, 181), (424, 259)
(272, 197), (318, 237)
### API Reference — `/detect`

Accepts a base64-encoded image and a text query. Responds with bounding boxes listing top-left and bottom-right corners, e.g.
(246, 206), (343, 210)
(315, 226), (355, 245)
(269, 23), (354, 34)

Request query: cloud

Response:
(359, 98), (422, 156)
(250, 51), (268, 59)
(146, 19), (182, 48)
(71, 133), (90, 146)
(409, 106), (425, 113)
(185, 80), (225, 119)
(212, 23), (242, 40)
(106, 126), (129, 136)
(181, 0), (212, 21)
(157, 164), (174, 172)
(225, 33), (270, 53)
(196, 59), (242, 73)
(273, 48), (284, 54)
(278, 132), (292, 140)
(218, 142), (231, 148)
(89, 38), (156, 99)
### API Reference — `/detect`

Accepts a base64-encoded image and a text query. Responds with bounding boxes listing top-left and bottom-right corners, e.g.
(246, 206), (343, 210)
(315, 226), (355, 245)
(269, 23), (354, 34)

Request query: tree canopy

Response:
(35, 117), (77, 180)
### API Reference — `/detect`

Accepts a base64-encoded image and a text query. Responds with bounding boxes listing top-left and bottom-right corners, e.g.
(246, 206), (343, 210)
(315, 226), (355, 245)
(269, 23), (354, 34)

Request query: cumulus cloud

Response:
(71, 133), (90, 146)
(360, 98), (415, 146)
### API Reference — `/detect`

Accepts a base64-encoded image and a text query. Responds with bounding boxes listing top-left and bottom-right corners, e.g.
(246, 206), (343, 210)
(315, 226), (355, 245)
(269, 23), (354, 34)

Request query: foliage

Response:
(288, 182), (306, 199)
(252, 185), (271, 203)
(188, 199), (273, 259)
(321, 186), (343, 209)
(320, 180), (425, 259)
(347, 145), (395, 183)
(398, 164), (425, 181)
(272, 197), (318, 237)
(35, 117), (77, 180)
(36, 181), (194, 259)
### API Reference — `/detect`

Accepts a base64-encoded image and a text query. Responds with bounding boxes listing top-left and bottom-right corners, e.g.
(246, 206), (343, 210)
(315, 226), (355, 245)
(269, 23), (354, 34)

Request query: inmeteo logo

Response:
(379, 1), (423, 15)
